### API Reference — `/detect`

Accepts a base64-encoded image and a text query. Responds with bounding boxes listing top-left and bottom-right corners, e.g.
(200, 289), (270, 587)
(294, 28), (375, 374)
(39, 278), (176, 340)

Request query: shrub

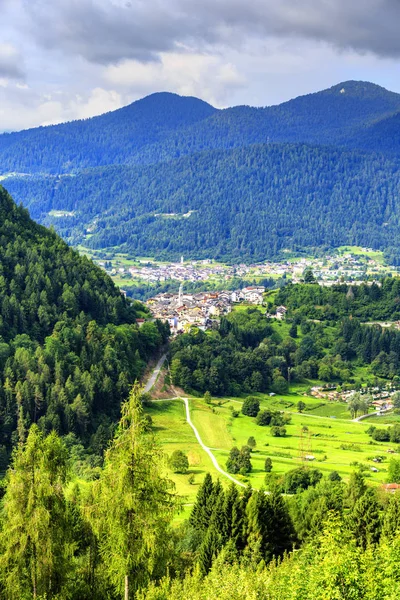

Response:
(371, 428), (390, 442)
(204, 391), (212, 404)
(271, 426), (287, 437)
(283, 467), (322, 494)
(390, 424), (400, 444)
(247, 436), (256, 450)
(169, 450), (189, 474)
(256, 410), (272, 426)
(264, 457), (273, 472)
(241, 396), (260, 417)
(226, 446), (252, 474)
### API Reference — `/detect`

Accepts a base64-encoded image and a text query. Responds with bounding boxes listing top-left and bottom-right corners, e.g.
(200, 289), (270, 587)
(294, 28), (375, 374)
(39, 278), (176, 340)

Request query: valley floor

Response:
(144, 390), (400, 503)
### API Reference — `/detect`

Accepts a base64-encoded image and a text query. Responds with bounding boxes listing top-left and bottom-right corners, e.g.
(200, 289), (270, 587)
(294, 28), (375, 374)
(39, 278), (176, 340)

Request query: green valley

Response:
(4, 73), (400, 599)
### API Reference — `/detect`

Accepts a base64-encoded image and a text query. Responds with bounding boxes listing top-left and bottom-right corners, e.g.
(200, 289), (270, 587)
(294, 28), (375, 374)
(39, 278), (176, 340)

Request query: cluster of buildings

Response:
(97, 247), (395, 290)
(116, 258), (231, 283)
(146, 286), (266, 332)
(249, 250), (391, 286)
(309, 386), (395, 412)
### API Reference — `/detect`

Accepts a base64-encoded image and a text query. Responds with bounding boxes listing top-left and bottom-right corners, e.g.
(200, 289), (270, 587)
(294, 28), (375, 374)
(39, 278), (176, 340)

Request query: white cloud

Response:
(0, 43), (24, 78)
(104, 51), (245, 106)
(0, 84), (123, 130)
(19, 0), (400, 64)
(64, 88), (123, 122)
(1, 0), (400, 129)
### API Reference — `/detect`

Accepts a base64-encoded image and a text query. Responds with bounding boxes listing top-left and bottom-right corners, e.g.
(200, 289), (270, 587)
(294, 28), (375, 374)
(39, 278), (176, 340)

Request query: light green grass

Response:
(369, 413), (400, 425)
(190, 400), (234, 449)
(337, 245), (385, 264)
(146, 395), (399, 499)
(49, 210), (75, 217)
(144, 400), (221, 502)
(232, 303), (266, 315)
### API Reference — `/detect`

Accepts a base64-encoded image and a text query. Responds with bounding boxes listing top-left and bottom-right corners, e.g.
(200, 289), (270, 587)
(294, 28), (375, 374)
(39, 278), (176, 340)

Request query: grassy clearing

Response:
(145, 393), (400, 500)
(231, 303), (266, 315)
(337, 245), (386, 264)
(144, 400), (221, 502)
(190, 400), (234, 449)
(369, 413), (400, 425)
(49, 210), (75, 217)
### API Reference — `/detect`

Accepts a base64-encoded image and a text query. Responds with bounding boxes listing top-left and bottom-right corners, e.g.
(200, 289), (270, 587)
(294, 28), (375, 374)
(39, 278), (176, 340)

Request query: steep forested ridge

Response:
(1, 81), (399, 174)
(0, 186), (168, 459)
(4, 80), (400, 261)
(6, 142), (400, 261)
(0, 186), (135, 339)
(0, 92), (216, 174)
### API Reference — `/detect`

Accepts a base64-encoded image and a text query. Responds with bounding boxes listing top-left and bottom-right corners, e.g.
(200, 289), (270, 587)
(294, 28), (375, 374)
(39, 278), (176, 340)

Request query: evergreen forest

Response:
(169, 285), (400, 396)
(0, 186), (168, 469)
(4, 81), (400, 261)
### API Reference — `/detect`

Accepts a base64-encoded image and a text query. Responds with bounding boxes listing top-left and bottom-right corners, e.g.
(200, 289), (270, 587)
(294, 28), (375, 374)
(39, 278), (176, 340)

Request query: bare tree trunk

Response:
(32, 542), (37, 599)
(124, 574), (129, 600)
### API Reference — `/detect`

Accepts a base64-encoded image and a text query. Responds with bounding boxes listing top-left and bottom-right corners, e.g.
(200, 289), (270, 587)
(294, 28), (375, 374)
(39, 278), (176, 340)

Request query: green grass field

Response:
(144, 393), (400, 504)
(145, 400), (221, 500)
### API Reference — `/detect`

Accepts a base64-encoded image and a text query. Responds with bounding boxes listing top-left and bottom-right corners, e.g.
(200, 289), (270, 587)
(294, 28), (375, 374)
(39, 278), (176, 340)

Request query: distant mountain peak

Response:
(321, 80), (400, 99)
(118, 90), (216, 114)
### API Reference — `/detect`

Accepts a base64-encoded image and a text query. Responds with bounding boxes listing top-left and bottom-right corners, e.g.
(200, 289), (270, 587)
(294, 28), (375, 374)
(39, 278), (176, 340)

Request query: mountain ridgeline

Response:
(4, 80), (400, 261)
(0, 186), (168, 461)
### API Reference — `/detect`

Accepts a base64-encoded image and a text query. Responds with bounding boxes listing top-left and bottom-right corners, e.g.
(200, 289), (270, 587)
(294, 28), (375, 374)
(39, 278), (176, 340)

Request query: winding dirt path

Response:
(180, 397), (247, 488)
(143, 353), (167, 393)
(152, 396), (246, 488)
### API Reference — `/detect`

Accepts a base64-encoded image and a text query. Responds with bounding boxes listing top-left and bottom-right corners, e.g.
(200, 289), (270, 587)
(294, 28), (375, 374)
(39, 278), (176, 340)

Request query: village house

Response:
(241, 286), (265, 304)
(382, 483), (400, 493)
(276, 306), (287, 320)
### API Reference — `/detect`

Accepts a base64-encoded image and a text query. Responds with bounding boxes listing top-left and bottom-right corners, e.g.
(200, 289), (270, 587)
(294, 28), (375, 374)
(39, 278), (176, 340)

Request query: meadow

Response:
(144, 389), (400, 504)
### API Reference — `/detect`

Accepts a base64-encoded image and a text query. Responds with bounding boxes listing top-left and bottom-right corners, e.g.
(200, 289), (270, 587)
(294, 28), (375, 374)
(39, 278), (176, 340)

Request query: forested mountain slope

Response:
(348, 111), (400, 154)
(4, 80), (400, 261)
(0, 186), (135, 339)
(6, 143), (400, 262)
(127, 81), (400, 165)
(0, 81), (399, 176)
(0, 92), (216, 174)
(0, 186), (168, 461)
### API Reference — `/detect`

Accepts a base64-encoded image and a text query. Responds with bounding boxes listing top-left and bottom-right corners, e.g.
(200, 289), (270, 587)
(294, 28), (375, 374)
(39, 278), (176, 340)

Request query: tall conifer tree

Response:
(0, 425), (71, 599)
(90, 384), (176, 599)
(190, 473), (214, 532)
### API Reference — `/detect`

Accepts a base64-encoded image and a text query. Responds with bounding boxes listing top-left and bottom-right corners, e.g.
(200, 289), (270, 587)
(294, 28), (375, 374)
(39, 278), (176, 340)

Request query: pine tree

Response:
(382, 493), (400, 540)
(209, 484), (227, 544)
(238, 484), (253, 550)
(266, 488), (295, 561)
(246, 490), (274, 561)
(89, 384), (176, 599)
(346, 471), (367, 510)
(245, 488), (293, 563)
(223, 483), (240, 542)
(348, 488), (381, 549)
(0, 425), (72, 599)
(198, 527), (220, 576)
(190, 473), (215, 532)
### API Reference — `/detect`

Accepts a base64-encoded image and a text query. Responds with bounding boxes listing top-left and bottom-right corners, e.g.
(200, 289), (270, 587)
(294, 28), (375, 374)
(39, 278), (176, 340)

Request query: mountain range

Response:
(3, 80), (400, 262)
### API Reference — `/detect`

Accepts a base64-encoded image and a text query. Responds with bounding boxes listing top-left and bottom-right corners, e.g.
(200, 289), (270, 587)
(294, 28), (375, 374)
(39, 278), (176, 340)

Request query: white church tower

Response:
(178, 283), (183, 305)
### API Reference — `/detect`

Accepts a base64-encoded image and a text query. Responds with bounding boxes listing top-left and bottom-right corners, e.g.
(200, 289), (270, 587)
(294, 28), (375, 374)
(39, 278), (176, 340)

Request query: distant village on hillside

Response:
(94, 247), (397, 289)
(145, 286), (285, 332)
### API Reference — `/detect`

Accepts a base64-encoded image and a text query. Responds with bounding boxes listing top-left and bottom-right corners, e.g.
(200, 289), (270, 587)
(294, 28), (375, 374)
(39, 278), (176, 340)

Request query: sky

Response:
(1, 0), (400, 131)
